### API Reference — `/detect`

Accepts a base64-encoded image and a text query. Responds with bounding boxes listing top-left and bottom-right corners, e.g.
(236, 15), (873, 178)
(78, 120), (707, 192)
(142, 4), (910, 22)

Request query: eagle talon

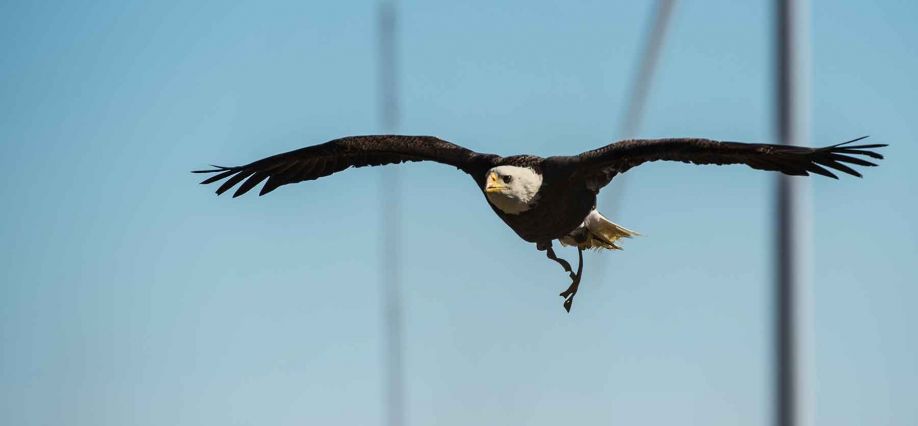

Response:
(559, 275), (581, 312)
(556, 247), (584, 312)
(559, 286), (576, 299)
(563, 296), (575, 313)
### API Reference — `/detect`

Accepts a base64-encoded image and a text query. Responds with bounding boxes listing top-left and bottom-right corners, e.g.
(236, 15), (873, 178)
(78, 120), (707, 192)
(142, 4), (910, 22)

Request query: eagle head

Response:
(484, 165), (543, 215)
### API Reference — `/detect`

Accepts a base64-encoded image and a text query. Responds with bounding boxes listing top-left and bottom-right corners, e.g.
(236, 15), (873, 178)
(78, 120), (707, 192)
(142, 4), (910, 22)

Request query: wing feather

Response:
(194, 135), (500, 196)
(567, 136), (885, 189)
(200, 169), (237, 185)
(234, 172), (269, 198)
(216, 170), (255, 195)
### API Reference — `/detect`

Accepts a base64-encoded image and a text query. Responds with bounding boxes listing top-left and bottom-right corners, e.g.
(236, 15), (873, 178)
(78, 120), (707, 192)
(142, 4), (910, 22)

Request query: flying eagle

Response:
(194, 135), (885, 311)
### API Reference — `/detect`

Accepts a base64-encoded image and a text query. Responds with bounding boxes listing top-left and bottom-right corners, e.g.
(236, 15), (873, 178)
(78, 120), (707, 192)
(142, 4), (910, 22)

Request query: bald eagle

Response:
(194, 135), (885, 311)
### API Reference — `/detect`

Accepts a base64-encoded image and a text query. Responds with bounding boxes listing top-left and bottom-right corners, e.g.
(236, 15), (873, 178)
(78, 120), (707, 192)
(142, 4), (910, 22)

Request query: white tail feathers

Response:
(559, 210), (639, 250)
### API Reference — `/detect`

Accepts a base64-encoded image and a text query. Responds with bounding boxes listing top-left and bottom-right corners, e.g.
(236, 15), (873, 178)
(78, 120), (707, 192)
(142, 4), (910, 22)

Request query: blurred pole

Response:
(617, 0), (677, 140)
(378, 1), (404, 426)
(774, 0), (811, 426)
(598, 0), (677, 278)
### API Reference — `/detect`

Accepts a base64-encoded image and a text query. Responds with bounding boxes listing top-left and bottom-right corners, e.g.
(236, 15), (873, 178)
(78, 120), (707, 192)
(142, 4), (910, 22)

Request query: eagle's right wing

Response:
(193, 135), (501, 197)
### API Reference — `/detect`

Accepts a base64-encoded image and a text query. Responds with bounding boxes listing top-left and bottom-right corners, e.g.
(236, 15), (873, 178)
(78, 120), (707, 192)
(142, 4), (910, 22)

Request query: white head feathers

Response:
(484, 165), (543, 214)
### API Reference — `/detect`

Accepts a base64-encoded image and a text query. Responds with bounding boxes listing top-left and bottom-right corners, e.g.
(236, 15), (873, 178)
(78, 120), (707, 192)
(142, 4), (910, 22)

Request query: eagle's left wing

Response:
(565, 136), (885, 189)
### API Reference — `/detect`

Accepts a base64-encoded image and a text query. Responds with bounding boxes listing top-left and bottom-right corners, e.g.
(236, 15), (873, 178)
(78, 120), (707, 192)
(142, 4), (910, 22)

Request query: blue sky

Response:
(1, 1), (915, 425)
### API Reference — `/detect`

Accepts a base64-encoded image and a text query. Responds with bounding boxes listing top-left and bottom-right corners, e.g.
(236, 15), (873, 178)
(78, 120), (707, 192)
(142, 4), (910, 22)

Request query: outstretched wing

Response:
(568, 136), (885, 188)
(193, 135), (501, 197)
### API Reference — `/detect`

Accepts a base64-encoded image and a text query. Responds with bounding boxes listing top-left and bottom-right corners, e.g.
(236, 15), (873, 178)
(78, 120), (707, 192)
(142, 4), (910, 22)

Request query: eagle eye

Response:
(502, 175), (513, 184)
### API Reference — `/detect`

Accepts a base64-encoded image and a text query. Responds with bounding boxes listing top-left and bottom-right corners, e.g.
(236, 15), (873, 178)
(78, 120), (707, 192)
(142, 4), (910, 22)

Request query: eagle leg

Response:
(545, 246), (576, 280)
(558, 247), (584, 312)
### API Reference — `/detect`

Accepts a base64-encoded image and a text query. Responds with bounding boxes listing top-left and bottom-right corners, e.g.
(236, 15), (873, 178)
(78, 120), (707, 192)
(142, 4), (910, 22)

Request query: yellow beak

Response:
(485, 172), (504, 193)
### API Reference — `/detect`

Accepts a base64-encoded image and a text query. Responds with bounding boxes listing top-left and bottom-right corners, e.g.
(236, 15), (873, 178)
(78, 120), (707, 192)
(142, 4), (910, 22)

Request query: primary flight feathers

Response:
(194, 136), (498, 197)
(194, 135), (884, 198)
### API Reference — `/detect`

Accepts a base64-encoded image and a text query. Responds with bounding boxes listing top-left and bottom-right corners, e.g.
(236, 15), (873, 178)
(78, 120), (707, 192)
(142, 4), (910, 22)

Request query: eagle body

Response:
(481, 157), (597, 245)
(195, 134), (885, 311)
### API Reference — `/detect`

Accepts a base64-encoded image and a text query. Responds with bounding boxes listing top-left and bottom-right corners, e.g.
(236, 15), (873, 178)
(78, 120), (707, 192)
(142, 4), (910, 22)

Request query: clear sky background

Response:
(1, 1), (915, 425)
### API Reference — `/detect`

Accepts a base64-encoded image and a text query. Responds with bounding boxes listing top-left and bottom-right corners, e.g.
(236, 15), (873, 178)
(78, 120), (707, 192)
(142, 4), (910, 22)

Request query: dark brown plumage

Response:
(195, 134), (886, 311)
(195, 136), (499, 197)
(569, 135), (884, 181)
